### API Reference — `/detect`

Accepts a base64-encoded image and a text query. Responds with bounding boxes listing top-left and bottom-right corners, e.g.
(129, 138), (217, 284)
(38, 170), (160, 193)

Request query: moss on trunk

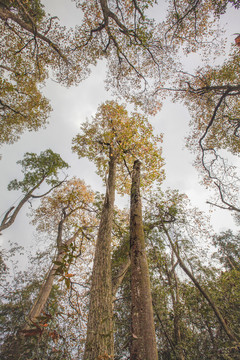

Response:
(130, 160), (158, 360)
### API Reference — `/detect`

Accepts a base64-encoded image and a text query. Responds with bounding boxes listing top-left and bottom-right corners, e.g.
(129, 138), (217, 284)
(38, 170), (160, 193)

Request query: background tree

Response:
(0, 0), (167, 143)
(165, 43), (240, 213)
(22, 177), (96, 330)
(0, 244), (75, 360)
(144, 188), (240, 354)
(0, 178), (97, 360)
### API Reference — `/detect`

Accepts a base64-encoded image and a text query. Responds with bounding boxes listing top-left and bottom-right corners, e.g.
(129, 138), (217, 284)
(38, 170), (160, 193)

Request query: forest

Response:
(0, 0), (240, 359)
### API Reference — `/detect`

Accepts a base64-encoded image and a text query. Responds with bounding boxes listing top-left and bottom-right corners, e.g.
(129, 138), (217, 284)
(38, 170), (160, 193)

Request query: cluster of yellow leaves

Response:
(72, 100), (165, 194)
(31, 177), (97, 237)
(0, 0), (94, 144)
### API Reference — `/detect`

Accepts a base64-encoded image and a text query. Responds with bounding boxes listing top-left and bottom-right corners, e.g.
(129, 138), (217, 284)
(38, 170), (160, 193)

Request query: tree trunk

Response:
(130, 160), (158, 360)
(22, 227), (79, 330)
(83, 154), (116, 360)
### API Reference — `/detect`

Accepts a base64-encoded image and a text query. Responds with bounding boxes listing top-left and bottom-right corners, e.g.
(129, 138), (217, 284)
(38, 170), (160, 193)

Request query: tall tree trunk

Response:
(83, 155), (116, 360)
(130, 160), (158, 360)
(162, 223), (239, 343)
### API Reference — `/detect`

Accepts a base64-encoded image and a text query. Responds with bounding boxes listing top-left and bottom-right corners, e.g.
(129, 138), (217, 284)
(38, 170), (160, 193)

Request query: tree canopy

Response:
(0, 0), (240, 359)
(72, 100), (164, 193)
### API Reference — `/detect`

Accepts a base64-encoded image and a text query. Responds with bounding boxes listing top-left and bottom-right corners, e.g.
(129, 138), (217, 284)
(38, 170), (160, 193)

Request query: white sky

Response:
(0, 1), (239, 256)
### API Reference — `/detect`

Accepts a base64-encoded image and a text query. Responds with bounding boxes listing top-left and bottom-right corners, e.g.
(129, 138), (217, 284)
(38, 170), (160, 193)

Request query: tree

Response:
(0, 244), (71, 360)
(72, 100), (164, 360)
(22, 178), (96, 330)
(167, 43), (240, 213)
(1, 0), (227, 145)
(161, 222), (239, 343)
(0, 149), (69, 233)
(0, 0), (168, 143)
(142, 188), (240, 358)
(0, 0), (69, 144)
(212, 230), (240, 271)
(129, 160), (158, 360)
(144, 188), (240, 344)
(0, 178), (97, 359)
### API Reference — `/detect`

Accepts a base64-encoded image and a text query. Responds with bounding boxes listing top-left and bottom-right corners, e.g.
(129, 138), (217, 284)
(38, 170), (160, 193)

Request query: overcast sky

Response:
(0, 1), (239, 257)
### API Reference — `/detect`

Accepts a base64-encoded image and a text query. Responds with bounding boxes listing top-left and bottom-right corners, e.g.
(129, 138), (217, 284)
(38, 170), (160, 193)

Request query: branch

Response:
(0, 177), (46, 233)
(199, 89), (230, 177)
(0, 99), (27, 117)
(0, 206), (15, 227)
(0, 64), (20, 75)
(212, 182), (240, 213)
(0, 7), (69, 63)
(31, 178), (67, 199)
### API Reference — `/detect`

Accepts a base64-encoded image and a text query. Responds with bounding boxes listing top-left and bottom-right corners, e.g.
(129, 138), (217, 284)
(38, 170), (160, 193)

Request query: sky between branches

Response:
(0, 0), (239, 255)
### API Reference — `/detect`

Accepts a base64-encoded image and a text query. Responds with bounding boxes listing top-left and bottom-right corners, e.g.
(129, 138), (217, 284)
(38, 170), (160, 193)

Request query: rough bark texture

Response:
(130, 160), (158, 360)
(83, 155), (116, 360)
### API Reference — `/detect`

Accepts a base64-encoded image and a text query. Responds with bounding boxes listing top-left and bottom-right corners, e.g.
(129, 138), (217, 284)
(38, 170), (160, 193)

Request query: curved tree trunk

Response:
(83, 154), (116, 360)
(0, 190), (35, 233)
(22, 227), (80, 331)
(130, 160), (158, 360)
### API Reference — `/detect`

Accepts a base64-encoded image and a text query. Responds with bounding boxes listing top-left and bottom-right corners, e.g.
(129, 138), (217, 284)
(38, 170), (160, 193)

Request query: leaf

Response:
(65, 273), (75, 278)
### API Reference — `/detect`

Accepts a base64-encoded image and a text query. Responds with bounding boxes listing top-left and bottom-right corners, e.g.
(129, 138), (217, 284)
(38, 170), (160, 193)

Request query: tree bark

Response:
(83, 154), (116, 360)
(130, 160), (158, 360)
